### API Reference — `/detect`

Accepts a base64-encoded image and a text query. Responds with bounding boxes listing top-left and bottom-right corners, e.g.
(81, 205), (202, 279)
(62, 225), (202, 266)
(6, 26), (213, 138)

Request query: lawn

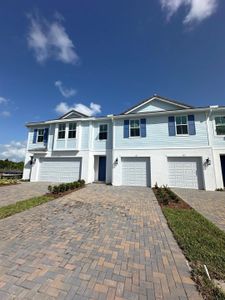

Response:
(0, 179), (19, 186)
(0, 195), (55, 219)
(153, 187), (225, 300)
(0, 180), (86, 219)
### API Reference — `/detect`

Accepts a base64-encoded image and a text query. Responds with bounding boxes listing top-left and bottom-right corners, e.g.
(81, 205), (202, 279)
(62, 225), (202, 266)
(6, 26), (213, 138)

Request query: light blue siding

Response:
(210, 111), (225, 147)
(47, 125), (55, 151)
(114, 112), (208, 149)
(55, 139), (66, 150)
(28, 127), (48, 150)
(131, 99), (182, 113)
(67, 139), (77, 149)
(80, 121), (90, 150)
(92, 121), (112, 150)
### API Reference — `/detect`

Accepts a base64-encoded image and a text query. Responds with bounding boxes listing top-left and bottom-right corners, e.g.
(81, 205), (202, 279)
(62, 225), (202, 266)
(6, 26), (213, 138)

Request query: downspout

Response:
(111, 115), (115, 185)
(206, 107), (217, 189)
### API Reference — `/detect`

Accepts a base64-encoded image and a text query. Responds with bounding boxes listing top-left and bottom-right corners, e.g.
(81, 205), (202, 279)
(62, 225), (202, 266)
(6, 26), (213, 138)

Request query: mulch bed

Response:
(152, 187), (192, 210)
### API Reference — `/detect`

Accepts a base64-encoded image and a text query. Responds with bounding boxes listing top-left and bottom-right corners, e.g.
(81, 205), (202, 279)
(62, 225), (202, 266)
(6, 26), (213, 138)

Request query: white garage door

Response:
(168, 157), (204, 189)
(122, 157), (150, 187)
(39, 158), (81, 182)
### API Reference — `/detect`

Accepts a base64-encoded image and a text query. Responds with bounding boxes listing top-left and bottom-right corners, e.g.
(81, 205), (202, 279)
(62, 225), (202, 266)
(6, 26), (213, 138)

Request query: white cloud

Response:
(55, 80), (76, 98)
(0, 141), (26, 162)
(160, 0), (218, 24)
(27, 13), (79, 64)
(1, 111), (11, 117)
(55, 101), (101, 116)
(0, 97), (8, 104)
(0, 97), (11, 117)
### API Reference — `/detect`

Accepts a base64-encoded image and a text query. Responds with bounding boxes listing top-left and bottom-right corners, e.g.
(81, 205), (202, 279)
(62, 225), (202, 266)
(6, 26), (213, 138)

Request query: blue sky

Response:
(0, 0), (225, 160)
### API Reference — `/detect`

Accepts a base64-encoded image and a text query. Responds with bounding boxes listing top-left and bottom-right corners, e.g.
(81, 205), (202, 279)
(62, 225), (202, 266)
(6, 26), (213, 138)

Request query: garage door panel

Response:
(168, 157), (204, 189)
(39, 158), (81, 182)
(122, 157), (150, 187)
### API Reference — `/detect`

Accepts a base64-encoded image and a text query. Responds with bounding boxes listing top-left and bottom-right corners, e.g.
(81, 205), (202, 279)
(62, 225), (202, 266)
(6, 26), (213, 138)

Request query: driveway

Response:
(0, 185), (201, 299)
(0, 182), (54, 207)
(173, 188), (225, 232)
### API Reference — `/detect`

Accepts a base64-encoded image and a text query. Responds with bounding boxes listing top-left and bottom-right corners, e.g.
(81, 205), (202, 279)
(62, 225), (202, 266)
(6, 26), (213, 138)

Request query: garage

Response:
(121, 157), (150, 187)
(38, 158), (81, 182)
(168, 157), (204, 189)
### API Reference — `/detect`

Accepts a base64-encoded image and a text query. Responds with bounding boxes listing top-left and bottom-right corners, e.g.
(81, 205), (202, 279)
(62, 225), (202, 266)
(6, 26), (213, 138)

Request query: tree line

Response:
(0, 159), (24, 171)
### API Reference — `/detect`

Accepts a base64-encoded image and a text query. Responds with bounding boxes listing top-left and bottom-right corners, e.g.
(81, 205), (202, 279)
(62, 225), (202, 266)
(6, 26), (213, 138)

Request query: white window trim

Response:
(37, 128), (44, 143)
(57, 123), (66, 140)
(214, 115), (225, 137)
(68, 122), (77, 139)
(129, 119), (141, 138)
(175, 115), (189, 136)
(99, 123), (108, 141)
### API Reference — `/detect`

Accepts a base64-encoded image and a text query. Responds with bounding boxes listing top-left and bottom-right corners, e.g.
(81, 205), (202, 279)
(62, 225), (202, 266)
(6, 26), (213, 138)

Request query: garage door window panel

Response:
(58, 124), (66, 139)
(68, 123), (76, 138)
(215, 116), (225, 136)
(176, 116), (188, 135)
(130, 120), (140, 137)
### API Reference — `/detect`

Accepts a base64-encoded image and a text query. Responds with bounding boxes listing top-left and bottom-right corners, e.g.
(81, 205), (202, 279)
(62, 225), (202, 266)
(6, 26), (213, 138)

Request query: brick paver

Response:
(173, 188), (225, 232)
(0, 184), (201, 299)
(0, 182), (55, 207)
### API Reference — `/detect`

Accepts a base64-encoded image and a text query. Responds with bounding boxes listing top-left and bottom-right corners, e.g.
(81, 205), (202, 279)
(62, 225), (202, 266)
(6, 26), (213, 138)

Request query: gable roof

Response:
(122, 94), (194, 115)
(59, 110), (89, 119)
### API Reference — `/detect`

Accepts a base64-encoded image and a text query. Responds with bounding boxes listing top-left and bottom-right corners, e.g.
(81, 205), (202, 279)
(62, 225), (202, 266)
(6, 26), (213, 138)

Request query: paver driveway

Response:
(0, 182), (54, 207)
(0, 184), (201, 300)
(173, 188), (225, 232)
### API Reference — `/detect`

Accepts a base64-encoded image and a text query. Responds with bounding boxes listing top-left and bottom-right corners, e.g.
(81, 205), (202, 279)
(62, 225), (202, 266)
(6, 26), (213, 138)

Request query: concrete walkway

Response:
(0, 182), (54, 207)
(0, 184), (201, 299)
(173, 188), (225, 232)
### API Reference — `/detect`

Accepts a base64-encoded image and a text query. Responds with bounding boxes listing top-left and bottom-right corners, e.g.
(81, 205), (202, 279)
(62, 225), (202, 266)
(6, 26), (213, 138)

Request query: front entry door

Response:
(220, 155), (225, 187)
(98, 156), (106, 182)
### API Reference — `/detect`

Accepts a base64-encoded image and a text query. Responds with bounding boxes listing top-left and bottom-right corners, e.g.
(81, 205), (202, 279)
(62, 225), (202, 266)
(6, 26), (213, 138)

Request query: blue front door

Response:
(98, 156), (106, 182)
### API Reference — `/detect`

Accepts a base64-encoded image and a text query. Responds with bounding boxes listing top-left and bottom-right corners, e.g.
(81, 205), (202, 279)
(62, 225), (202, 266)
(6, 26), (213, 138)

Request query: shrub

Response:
(52, 185), (59, 194)
(59, 184), (66, 193)
(48, 180), (85, 195)
(79, 179), (85, 186)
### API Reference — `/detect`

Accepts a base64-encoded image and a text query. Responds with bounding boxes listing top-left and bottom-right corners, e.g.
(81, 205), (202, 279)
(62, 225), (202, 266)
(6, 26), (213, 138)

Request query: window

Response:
(37, 129), (44, 143)
(58, 124), (66, 139)
(215, 116), (225, 135)
(130, 120), (140, 137)
(68, 123), (76, 138)
(176, 116), (188, 135)
(99, 124), (108, 140)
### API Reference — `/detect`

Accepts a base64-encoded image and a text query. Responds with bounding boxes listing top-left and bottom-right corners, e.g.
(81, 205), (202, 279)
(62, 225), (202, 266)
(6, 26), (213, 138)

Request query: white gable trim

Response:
(60, 110), (88, 119)
(124, 96), (191, 115)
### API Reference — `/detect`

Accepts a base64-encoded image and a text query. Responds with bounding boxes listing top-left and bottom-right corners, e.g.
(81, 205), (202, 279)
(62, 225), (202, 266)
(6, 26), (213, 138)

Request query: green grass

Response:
(0, 195), (55, 219)
(0, 179), (19, 186)
(163, 207), (225, 299)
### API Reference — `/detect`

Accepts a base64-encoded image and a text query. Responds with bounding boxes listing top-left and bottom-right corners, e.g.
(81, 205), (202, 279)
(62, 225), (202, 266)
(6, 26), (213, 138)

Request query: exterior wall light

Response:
(205, 158), (211, 166)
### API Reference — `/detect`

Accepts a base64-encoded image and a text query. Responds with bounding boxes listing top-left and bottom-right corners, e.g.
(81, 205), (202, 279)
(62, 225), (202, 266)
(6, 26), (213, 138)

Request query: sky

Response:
(0, 0), (225, 161)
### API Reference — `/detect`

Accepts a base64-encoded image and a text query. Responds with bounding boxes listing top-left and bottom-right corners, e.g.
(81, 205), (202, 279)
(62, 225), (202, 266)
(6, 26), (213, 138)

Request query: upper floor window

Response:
(68, 123), (76, 138)
(37, 129), (44, 143)
(58, 124), (66, 139)
(215, 116), (225, 135)
(130, 120), (140, 137)
(176, 116), (188, 135)
(99, 124), (108, 140)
